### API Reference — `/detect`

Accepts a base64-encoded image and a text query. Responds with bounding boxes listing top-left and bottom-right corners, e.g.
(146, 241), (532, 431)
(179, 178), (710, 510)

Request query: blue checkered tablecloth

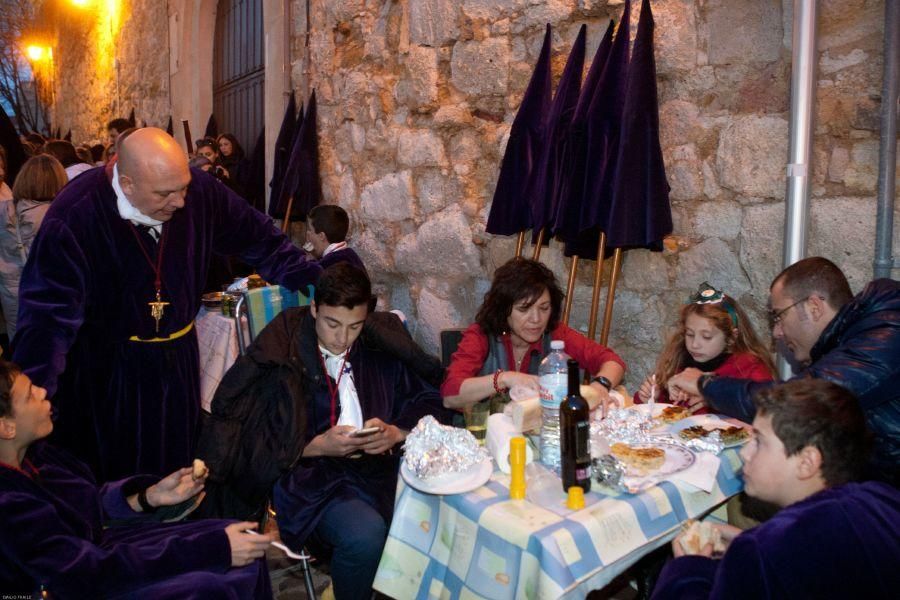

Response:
(373, 448), (744, 599)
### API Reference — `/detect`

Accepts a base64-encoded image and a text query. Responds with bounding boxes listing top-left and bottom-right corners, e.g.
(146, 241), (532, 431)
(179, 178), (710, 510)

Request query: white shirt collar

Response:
(112, 163), (163, 232)
(322, 241), (348, 257)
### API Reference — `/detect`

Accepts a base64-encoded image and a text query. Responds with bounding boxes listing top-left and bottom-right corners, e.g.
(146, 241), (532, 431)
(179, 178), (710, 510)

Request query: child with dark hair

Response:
(305, 204), (367, 274)
(653, 379), (900, 599)
(0, 359), (274, 598)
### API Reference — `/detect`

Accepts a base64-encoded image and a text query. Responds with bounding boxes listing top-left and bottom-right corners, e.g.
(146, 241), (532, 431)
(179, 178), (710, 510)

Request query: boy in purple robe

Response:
(0, 359), (274, 599)
(12, 127), (321, 482)
(304, 204), (367, 275)
(652, 379), (900, 599)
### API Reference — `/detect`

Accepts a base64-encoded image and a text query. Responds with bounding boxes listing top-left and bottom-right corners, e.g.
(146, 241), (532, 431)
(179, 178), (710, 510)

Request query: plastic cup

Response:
(464, 400), (490, 445)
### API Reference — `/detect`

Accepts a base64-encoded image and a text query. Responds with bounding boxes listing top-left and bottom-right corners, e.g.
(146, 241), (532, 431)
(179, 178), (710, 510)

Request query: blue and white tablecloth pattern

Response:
(373, 448), (744, 600)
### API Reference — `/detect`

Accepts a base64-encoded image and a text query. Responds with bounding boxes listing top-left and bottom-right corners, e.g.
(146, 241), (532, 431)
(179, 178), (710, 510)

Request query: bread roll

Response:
(192, 458), (208, 480)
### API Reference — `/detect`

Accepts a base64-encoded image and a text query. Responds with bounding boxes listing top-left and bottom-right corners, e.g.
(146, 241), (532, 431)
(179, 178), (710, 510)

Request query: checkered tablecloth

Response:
(373, 448), (744, 599)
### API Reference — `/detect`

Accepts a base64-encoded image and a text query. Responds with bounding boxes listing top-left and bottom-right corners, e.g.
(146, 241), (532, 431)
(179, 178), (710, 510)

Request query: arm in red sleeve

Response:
(440, 323), (490, 398)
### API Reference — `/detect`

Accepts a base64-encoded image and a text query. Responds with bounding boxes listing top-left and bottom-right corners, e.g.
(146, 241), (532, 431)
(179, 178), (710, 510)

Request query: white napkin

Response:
(320, 346), (363, 430)
(671, 451), (721, 493)
(486, 413), (534, 473)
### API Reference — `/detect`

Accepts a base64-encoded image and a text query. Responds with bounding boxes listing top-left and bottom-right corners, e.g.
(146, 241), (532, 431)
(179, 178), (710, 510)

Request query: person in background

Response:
(22, 133), (45, 156)
(75, 145), (94, 167)
(216, 133), (249, 198)
(634, 282), (774, 411)
(0, 148), (11, 202)
(305, 204), (367, 274)
(652, 379), (900, 599)
(0, 154), (67, 340)
(442, 257), (625, 412)
(44, 140), (94, 181)
(0, 359), (274, 599)
(669, 257), (900, 486)
(107, 118), (132, 146)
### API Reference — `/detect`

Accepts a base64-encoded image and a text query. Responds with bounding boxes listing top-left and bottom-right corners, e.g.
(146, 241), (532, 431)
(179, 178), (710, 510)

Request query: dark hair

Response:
(772, 257), (853, 312)
(314, 263), (373, 310)
(308, 205), (350, 243)
(195, 138), (219, 154)
(90, 144), (105, 163)
(44, 140), (82, 168)
(0, 360), (22, 418)
(24, 132), (45, 146)
(107, 118), (132, 134)
(475, 258), (564, 337)
(753, 379), (872, 486)
(215, 133), (244, 159)
(12, 154), (67, 203)
(75, 146), (93, 165)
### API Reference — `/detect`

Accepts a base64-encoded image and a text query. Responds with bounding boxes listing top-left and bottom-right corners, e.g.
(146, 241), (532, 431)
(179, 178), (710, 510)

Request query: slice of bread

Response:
(610, 442), (666, 473)
(659, 405), (689, 423)
(679, 520), (726, 555)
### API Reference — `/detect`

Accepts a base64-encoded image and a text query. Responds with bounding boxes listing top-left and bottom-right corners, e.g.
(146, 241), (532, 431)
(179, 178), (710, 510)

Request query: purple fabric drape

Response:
(485, 25), (553, 236)
(246, 128), (267, 213)
(204, 114), (219, 139)
(604, 0), (672, 251)
(275, 91), (321, 222)
(267, 91), (298, 218)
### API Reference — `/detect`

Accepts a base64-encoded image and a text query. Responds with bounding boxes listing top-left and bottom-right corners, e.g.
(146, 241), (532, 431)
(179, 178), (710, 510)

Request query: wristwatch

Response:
(590, 375), (613, 391)
(697, 373), (717, 393)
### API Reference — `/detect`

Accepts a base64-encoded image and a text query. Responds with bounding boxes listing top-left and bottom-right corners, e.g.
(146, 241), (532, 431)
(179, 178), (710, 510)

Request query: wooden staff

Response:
(281, 195), (295, 234)
(532, 227), (546, 260)
(562, 256), (579, 325)
(599, 248), (624, 346)
(181, 120), (194, 155)
(514, 231), (526, 258)
(587, 231), (608, 340)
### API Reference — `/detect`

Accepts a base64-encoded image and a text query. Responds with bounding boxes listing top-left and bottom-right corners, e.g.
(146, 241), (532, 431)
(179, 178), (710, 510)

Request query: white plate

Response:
(400, 458), (493, 495)
(669, 414), (752, 448)
(615, 441), (695, 477)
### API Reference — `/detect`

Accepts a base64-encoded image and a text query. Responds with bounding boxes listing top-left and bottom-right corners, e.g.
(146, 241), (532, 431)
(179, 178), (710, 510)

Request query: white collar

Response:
(112, 163), (163, 232)
(322, 241), (348, 257)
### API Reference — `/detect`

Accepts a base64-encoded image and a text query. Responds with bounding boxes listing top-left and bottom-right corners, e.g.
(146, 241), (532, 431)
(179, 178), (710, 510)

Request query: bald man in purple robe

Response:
(12, 127), (321, 482)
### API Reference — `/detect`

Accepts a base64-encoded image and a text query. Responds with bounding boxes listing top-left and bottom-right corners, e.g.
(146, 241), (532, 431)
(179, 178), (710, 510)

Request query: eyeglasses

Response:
(768, 297), (808, 327)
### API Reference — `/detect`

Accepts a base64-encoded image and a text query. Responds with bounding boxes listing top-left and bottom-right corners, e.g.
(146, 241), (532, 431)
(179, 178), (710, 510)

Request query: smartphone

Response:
(350, 426), (382, 438)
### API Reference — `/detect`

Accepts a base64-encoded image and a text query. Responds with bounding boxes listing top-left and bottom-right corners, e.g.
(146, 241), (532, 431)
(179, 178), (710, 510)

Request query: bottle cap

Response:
(566, 486), (585, 510)
(550, 340), (565, 350)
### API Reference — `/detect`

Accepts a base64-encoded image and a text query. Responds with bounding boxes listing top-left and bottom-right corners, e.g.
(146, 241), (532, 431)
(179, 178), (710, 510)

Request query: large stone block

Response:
(360, 171), (415, 221)
(415, 169), (460, 215)
(675, 237), (751, 298)
(409, 0), (460, 46)
(659, 100), (702, 148)
(708, 0), (783, 65)
(395, 206), (482, 277)
(810, 197), (877, 292)
(717, 116), (789, 199)
(738, 202), (783, 303)
(415, 286), (464, 354)
(463, 0), (519, 20)
(622, 249), (671, 292)
(397, 129), (447, 167)
(653, 0), (698, 73)
(398, 46), (439, 109)
(843, 140), (878, 193)
(665, 144), (703, 201)
(523, 0), (574, 26)
(449, 130), (482, 176)
(450, 38), (510, 96)
(355, 229), (395, 274)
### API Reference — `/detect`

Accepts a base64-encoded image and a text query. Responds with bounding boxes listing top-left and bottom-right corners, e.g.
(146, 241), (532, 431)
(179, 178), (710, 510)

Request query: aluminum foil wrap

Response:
(591, 408), (657, 446)
(592, 454), (627, 492)
(403, 416), (489, 479)
(680, 430), (725, 454)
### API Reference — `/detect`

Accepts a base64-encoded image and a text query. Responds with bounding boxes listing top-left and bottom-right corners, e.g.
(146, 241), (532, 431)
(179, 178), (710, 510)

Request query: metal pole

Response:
(599, 248), (623, 346)
(562, 257), (579, 325)
(514, 231), (526, 258)
(874, 0), (899, 280)
(779, 0), (819, 379)
(532, 228), (546, 260)
(587, 231), (607, 340)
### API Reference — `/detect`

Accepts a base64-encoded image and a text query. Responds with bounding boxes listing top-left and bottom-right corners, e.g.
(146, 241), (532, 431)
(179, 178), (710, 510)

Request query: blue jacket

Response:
(705, 278), (900, 483)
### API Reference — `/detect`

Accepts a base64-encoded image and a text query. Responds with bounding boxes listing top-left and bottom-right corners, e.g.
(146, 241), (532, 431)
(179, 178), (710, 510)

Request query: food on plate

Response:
(610, 442), (666, 473)
(679, 520), (727, 555)
(719, 425), (750, 445)
(659, 405), (689, 423)
(192, 458), (208, 480)
(678, 425), (711, 440)
(678, 424), (750, 444)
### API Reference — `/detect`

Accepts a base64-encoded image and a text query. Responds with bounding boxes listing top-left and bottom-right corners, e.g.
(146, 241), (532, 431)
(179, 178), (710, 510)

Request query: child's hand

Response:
(637, 376), (654, 401)
(684, 394), (707, 414)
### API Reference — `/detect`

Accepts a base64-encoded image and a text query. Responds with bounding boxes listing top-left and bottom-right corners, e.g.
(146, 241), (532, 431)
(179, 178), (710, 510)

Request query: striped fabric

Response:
(244, 284), (315, 339)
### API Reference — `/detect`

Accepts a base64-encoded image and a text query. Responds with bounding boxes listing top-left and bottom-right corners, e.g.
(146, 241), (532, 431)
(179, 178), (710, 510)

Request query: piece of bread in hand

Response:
(679, 520), (727, 555)
(192, 458), (208, 480)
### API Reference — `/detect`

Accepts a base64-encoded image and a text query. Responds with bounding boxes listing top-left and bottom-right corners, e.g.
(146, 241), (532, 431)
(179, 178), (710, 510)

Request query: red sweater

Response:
(440, 322), (626, 398)
(634, 352), (773, 414)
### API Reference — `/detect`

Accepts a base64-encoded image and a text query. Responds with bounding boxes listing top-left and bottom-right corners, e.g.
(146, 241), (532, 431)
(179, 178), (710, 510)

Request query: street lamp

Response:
(26, 45), (49, 62)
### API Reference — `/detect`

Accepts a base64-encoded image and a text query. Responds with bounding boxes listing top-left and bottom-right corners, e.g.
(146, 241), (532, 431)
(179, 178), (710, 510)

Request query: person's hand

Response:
(668, 368), (703, 398)
(225, 522), (272, 567)
(637, 376), (656, 402)
(310, 425), (368, 457)
(358, 418), (405, 455)
(684, 393), (707, 414)
(673, 532), (713, 558)
(712, 523), (742, 554)
(499, 371), (540, 392)
(587, 382), (614, 418)
(145, 467), (205, 507)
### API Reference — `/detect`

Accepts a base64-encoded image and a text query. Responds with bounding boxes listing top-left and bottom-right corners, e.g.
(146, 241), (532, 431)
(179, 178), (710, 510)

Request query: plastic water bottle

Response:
(539, 340), (570, 472)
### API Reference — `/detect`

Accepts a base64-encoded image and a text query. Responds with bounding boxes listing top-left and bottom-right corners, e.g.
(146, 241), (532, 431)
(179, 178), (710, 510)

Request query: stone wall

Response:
(291, 0), (898, 387)
(52, 0), (169, 143)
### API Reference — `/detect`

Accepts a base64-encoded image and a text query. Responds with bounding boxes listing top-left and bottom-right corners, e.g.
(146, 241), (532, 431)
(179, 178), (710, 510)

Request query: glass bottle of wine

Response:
(560, 358), (591, 493)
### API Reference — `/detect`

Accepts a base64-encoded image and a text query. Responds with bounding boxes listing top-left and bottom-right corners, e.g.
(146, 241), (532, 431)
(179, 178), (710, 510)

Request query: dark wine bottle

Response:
(560, 358), (592, 493)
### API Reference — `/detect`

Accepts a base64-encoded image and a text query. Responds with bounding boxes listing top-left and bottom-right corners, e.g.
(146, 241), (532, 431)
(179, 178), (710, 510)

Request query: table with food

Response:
(372, 389), (750, 600)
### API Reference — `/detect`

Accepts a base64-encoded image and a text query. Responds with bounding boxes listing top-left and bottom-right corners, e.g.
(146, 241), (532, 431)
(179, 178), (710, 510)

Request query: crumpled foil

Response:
(591, 408), (657, 446)
(680, 430), (725, 454)
(403, 415), (489, 479)
(592, 454), (627, 492)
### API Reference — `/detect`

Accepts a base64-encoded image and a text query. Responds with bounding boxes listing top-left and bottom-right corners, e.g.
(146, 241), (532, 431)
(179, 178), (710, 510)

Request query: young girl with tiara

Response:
(635, 282), (775, 414)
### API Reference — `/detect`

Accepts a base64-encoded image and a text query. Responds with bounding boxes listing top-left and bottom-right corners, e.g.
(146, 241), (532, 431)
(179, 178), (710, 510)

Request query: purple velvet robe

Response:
(273, 312), (446, 550)
(12, 168), (321, 482)
(652, 482), (900, 599)
(0, 442), (271, 599)
(317, 246), (368, 276)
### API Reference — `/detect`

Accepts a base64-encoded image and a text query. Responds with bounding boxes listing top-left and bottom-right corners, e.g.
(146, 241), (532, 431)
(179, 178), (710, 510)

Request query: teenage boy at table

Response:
(669, 257), (900, 486)
(305, 204), (368, 275)
(0, 359), (274, 599)
(652, 379), (900, 599)
(260, 264), (449, 600)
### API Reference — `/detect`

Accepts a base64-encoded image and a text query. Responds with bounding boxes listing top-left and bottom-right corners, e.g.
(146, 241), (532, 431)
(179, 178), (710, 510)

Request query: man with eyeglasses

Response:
(669, 256), (900, 486)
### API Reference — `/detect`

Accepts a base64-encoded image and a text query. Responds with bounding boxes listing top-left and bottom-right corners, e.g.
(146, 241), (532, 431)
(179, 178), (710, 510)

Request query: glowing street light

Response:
(71, 0), (91, 7)
(26, 45), (50, 62)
